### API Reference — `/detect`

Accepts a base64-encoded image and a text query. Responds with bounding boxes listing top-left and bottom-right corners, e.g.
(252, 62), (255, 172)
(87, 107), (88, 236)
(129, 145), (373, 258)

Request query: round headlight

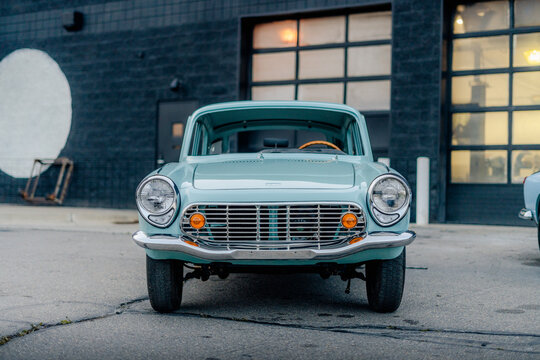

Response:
(368, 174), (410, 226)
(372, 177), (408, 213)
(136, 175), (178, 228)
(139, 178), (175, 214)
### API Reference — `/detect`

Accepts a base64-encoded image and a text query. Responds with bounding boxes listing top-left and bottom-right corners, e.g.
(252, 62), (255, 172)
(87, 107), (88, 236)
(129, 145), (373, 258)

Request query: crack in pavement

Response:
(156, 311), (540, 339)
(0, 300), (119, 313)
(2, 298), (539, 356)
(0, 297), (148, 347)
(157, 311), (539, 355)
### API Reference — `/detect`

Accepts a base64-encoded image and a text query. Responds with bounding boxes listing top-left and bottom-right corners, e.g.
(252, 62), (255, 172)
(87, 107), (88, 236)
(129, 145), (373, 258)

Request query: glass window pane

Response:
(348, 45), (391, 76)
(451, 150), (507, 183)
(453, 1), (509, 34)
(251, 85), (295, 100)
(452, 74), (508, 107)
(299, 49), (344, 79)
(514, 33), (540, 67)
(512, 110), (540, 144)
(452, 112), (508, 145)
(346, 80), (390, 111)
(515, 0), (540, 28)
(253, 20), (297, 49)
(172, 123), (184, 138)
(349, 11), (391, 42)
(452, 36), (508, 71)
(252, 52), (296, 82)
(299, 16), (345, 46)
(209, 140), (223, 155)
(513, 71), (540, 106)
(298, 83), (344, 103)
(512, 150), (540, 183)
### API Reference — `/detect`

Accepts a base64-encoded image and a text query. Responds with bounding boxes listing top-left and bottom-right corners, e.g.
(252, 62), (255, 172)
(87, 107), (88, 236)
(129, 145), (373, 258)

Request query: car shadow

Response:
(179, 273), (373, 315)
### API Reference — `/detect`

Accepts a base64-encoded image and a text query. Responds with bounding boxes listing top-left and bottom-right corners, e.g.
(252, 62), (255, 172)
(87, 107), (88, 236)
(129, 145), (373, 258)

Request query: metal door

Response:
(157, 100), (198, 165)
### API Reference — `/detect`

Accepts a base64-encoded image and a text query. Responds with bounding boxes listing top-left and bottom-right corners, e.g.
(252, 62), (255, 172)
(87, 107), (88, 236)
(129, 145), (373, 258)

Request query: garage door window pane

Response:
(253, 20), (297, 49)
(348, 45), (391, 76)
(298, 83), (343, 103)
(453, 1), (509, 34)
(512, 110), (540, 144)
(515, 0), (540, 28)
(513, 72), (540, 106)
(251, 85), (295, 100)
(512, 150), (540, 183)
(452, 36), (508, 71)
(452, 112), (508, 145)
(252, 52), (296, 82)
(346, 81), (390, 111)
(452, 74), (508, 107)
(513, 33), (540, 67)
(451, 150), (507, 183)
(299, 16), (345, 46)
(349, 11), (391, 41)
(299, 49), (344, 79)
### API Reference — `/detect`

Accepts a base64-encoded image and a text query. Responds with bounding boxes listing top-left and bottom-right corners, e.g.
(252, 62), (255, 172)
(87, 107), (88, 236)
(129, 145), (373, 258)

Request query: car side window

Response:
(209, 139), (223, 155)
(351, 122), (364, 156)
(190, 122), (209, 156)
(346, 123), (357, 155)
(344, 122), (364, 156)
(198, 125), (208, 155)
(346, 126), (355, 155)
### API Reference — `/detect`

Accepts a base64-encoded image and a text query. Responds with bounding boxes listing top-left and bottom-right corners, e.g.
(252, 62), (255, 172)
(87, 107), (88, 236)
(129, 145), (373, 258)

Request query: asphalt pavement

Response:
(0, 204), (539, 359)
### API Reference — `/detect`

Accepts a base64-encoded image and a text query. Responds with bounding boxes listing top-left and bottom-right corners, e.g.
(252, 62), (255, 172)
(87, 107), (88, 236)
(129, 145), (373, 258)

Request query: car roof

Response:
(190, 100), (364, 119)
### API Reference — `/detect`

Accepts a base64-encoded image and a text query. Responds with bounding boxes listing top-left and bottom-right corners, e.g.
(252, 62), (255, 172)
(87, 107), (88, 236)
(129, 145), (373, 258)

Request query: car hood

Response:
(193, 159), (355, 190)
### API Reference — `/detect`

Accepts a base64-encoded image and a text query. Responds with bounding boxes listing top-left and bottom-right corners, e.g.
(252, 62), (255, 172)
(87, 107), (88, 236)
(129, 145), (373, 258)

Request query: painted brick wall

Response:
(389, 0), (443, 222)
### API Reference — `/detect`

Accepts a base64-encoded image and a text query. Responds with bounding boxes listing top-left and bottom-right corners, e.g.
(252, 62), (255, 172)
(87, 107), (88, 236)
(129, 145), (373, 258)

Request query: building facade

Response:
(0, 0), (539, 225)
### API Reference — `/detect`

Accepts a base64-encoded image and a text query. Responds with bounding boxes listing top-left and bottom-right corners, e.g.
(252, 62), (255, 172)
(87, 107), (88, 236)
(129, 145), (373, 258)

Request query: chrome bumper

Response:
(519, 208), (533, 221)
(132, 230), (416, 261)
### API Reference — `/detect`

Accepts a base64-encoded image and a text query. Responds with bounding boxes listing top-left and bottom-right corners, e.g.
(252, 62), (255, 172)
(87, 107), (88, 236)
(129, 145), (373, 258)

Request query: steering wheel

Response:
(298, 140), (342, 151)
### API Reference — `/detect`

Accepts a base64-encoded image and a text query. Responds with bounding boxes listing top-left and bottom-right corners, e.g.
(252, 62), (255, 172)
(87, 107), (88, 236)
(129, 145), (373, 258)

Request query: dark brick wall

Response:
(446, 184), (533, 226)
(0, 18), (239, 207)
(0, 0), (392, 208)
(0, 1), (109, 16)
(389, 0), (443, 223)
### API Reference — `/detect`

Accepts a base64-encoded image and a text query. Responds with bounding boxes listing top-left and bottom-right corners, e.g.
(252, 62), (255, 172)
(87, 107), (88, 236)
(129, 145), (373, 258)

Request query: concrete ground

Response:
(0, 204), (539, 359)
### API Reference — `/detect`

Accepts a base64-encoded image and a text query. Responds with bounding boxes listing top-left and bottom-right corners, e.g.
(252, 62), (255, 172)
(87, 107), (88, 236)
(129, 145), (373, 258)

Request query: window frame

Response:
(242, 7), (392, 114)
(447, 0), (540, 185)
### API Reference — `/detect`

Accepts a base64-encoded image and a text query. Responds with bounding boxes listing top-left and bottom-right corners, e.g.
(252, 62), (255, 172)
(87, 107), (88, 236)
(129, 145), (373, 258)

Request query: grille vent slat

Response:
(181, 203), (366, 250)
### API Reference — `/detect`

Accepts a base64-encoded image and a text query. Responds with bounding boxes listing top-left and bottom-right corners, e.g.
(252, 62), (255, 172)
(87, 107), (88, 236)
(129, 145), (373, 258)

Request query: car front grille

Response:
(181, 203), (366, 250)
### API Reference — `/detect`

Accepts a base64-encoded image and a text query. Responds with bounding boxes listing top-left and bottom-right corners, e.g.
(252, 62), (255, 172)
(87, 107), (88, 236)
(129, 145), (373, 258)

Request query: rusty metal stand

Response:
(20, 157), (74, 205)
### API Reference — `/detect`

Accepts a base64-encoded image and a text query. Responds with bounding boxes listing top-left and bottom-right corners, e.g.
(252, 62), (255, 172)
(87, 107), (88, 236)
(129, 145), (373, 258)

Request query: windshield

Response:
(189, 118), (364, 156)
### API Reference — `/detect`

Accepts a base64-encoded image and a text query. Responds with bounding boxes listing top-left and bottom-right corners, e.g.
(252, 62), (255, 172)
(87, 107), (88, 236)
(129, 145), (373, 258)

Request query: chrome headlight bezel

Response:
(136, 175), (179, 228)
(367, 174), (411, 227)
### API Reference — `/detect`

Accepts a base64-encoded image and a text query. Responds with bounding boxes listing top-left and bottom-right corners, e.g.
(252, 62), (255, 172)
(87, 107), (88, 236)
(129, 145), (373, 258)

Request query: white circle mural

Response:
(0, 49), (72, 178)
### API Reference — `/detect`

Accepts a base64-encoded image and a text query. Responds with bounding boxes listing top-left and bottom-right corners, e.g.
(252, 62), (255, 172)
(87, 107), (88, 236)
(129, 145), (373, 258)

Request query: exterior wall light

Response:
(280, 28), (297, 45)
(524, 50), (540, 65)
(62, 11), (84, 32)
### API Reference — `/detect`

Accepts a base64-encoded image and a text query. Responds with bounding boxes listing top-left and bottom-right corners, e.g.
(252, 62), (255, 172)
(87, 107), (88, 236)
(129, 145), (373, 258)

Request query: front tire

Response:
(146, 255), (183, 313)
(365, 248), (406, 313)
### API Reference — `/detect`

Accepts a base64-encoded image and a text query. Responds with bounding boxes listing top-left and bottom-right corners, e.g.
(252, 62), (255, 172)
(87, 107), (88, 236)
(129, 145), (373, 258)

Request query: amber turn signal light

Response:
(341, 213), (358, 229)
(190, 213), (206, 229)
(349, 237), (364, 245)
(184, 239), (199, 247)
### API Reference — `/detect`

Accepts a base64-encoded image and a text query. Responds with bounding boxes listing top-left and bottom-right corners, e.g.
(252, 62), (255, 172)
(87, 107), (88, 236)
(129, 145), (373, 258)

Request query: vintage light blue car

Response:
(519, 171), (540, 251)
(133, 101), (415, 313)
